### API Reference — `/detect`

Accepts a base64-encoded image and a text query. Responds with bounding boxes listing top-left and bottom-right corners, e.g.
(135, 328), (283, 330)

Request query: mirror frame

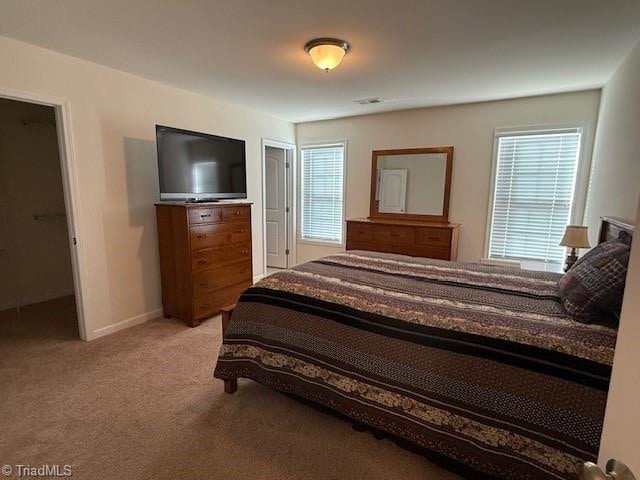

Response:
(369, 146), (454, 222)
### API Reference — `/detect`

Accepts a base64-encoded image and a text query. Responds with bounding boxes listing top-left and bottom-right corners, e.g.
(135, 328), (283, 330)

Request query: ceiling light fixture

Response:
(304, 38), (350, 72)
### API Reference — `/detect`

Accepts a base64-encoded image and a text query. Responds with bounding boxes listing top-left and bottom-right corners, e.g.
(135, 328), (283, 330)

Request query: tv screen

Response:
(156, 125), (247, 201)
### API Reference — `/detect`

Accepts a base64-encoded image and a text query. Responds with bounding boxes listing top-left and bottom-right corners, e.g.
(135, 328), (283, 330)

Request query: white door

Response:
(378, 169), (408, 213)
(265, 147), (287, 268)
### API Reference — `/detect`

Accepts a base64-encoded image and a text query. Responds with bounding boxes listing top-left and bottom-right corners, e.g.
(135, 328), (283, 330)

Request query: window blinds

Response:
(488, 130), (582, 264)
(300, 144), (345, 243)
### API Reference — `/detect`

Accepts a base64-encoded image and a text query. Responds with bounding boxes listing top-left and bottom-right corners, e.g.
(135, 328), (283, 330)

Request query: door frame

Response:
(378, 168), (408, 213)
(261, 138), (296, 276)
(0, 86), (89, 340)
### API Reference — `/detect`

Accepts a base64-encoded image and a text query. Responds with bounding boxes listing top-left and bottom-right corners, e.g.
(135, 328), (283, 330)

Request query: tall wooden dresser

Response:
(155, 202), (252, 327)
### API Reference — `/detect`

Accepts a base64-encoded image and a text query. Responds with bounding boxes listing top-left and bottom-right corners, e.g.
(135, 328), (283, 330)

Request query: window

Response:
(487, 128), (583, 265)
(299, 143), (345, 244)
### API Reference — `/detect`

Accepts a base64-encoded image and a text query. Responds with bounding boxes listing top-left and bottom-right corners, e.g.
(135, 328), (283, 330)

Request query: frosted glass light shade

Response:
(309, 44), (346, 71)
(304, 38), (350, 72)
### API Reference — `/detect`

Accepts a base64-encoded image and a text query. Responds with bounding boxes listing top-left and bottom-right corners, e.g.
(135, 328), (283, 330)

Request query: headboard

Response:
(598, 216), (634, 245)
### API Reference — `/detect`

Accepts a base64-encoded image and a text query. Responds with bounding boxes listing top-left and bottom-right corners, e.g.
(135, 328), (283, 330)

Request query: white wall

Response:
(0, 98), (74, 310)
(0, 36), (294, 339)
(585, 41), (640, 244)
(597, 40), (640, 471)
(295, 91), (601, 264)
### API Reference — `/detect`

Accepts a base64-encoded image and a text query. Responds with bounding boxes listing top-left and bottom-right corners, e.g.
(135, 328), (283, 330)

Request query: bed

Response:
(214, 217), (633, 480)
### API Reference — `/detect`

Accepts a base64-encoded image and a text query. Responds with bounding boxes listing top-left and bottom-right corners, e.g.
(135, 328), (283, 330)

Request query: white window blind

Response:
(488, 129), (582, 264)
(299, 144), (345, 244)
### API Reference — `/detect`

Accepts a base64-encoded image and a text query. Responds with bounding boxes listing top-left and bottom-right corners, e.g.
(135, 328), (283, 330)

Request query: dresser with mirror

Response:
(346, 146), (460, 260)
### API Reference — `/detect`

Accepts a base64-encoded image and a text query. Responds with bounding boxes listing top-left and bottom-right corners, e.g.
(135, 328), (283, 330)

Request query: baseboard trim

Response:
(90, 308), (163, 340)
(89, 275), (266, 340)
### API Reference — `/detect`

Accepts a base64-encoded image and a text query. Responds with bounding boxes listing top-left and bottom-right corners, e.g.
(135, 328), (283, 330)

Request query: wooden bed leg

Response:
(220, 304), (235, 334)
(220, 305), (238, 394)
(224, 378), (238, 394)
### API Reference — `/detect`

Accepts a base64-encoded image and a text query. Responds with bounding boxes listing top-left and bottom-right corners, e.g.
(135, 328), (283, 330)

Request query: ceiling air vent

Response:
(354, 98), (382, 105)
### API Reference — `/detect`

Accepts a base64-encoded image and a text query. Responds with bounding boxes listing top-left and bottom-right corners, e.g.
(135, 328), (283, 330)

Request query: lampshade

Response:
(304, 38), (350, 72)
(560, 225), (591, 248)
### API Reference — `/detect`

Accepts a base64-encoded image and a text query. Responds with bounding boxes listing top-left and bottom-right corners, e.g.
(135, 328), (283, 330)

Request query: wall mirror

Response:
(370, 147), (453, 222)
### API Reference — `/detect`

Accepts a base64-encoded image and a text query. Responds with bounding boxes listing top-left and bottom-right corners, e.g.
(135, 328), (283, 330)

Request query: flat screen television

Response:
(156, 125), (247, 201)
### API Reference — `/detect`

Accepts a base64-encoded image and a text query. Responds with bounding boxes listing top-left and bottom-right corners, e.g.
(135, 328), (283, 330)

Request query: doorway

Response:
(0, 95), (83, 339)
(378, 168), (408, 213)
(262, 140), (296, 274)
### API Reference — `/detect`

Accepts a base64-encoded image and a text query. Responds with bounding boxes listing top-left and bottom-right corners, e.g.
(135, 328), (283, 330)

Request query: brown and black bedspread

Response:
(214, 250), (616, 480)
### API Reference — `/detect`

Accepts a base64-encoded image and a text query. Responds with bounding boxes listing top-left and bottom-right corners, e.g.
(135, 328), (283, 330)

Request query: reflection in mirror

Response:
(376, 153), (448, 216)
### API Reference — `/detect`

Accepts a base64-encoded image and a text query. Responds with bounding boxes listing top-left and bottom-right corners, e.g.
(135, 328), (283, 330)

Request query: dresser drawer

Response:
(191, 242), (252, 274)
(193, 261), (252, 295)
(190, 222), (251, 251)
(193, 281), (252, 320)
(415, 227), (451, 247)
(412, 245), (452, 260)
(193, 261), (252, 296)
(347, 223), (374, 242)
(372, 225), (415, 245)
(188, 207), (222, 225)
(347, 240), (395, 254)
(222, 206), (250, 222)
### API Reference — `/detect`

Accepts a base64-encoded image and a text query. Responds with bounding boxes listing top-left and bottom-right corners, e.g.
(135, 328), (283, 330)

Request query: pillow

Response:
(558, 239), (631, 326)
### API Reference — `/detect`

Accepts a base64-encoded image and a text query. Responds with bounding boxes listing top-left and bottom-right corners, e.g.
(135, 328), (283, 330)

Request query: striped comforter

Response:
(214, 250), (616, 479)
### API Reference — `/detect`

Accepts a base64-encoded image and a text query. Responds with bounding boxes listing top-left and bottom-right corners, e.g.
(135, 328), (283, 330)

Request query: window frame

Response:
(297, 140), (348, 247)
(483, 124), (591, 265)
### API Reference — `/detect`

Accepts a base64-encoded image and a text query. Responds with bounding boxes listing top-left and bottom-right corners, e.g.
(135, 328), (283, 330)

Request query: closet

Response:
(0, 98), (75, 333)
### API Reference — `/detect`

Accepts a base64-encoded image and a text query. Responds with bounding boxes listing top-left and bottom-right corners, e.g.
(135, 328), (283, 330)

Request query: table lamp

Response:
(560, 225), (591, 272)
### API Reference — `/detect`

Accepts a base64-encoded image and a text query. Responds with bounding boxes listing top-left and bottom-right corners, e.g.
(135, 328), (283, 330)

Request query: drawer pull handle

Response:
(241, 250), (248, 254)
(196, 234), (206, 239)
(233, 211), (240, 216)
(200, 213), (212, 218)
(239, 229), (246, 233)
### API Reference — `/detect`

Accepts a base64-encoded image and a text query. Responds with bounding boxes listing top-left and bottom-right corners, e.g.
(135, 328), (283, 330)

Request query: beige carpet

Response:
(0, 297), (461, 480)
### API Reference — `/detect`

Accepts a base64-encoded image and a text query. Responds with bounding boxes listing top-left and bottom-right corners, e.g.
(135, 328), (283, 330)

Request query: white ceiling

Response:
(1, 0), (640, 123)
